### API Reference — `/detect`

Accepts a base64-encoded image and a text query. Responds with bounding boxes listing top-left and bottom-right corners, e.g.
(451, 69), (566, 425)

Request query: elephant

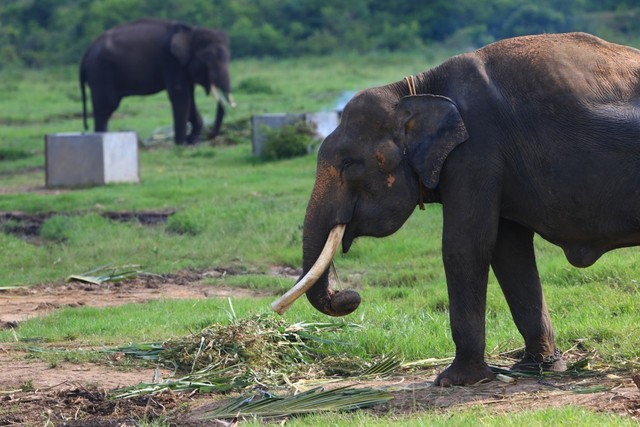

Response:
(273, 33), (640, 386)
(80, 18), (234, 145)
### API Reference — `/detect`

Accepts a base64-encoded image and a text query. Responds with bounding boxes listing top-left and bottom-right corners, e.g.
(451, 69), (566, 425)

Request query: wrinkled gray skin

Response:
(301, 33), (640, 386)
(80, 19), (232, 144)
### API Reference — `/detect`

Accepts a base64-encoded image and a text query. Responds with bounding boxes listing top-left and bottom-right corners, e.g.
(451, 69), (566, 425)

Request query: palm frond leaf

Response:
(205, 386), (393, 419)
(66, 263), (152, 284)
(112, 365), (249, 399)
(360, 354), (403, 377)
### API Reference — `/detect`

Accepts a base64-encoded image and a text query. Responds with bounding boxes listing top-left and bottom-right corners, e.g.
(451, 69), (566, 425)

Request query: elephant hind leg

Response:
(91, 89), (121, 132)
(491, 219), (566, 373)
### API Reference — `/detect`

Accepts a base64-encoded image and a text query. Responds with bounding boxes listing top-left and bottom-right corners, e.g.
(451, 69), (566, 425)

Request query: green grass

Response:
(278, 406), (639, 426)
(1, 50), (639, 424)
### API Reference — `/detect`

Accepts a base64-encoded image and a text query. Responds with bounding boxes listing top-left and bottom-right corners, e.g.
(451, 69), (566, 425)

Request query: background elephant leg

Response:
(168, 89), (191, 145)
(491, 219), (566, 372)
(207, 101), (225, 140)
(435, 202), (497, 386)
(186, 93), (203, 145)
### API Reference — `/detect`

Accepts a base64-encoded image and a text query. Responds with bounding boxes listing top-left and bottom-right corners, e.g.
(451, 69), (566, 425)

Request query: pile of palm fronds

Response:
(112, 314), (401, 399)
(160, 315), (362, 378)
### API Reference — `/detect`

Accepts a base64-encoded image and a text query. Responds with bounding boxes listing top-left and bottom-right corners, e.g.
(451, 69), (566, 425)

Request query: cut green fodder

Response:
(110, 314), (403, 398)
(159, 315), (360, 375)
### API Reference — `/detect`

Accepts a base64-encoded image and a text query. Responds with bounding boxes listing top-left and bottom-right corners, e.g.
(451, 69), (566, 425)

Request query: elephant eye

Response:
(340, 158), (354, 179)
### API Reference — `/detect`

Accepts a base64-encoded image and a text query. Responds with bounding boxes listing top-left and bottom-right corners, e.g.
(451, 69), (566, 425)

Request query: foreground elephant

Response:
(80, 19), (234, 144)
(273, 33), (640, 386)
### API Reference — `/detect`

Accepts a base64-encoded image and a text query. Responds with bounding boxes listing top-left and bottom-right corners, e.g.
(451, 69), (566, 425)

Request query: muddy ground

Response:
(1, 271), (639, 425)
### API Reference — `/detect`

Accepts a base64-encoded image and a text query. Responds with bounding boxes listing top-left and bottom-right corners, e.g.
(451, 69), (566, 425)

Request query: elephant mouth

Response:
(342, 225), (356, 254)
(339, 197), (359, 254)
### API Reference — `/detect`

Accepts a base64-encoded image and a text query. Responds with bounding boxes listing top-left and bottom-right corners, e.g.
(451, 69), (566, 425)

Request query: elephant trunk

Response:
(272, 223), (361, 317)
(272, 163), (361, 316)
(303, 222), (362, 316)
(207, 100), (225, 140)
(207, 84), (236, 140)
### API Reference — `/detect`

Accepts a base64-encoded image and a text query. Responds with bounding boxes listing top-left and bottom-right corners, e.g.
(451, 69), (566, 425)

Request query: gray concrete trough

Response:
(45, 132), (139, 188)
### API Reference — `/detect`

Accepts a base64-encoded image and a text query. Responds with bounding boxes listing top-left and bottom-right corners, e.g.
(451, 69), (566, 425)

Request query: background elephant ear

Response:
(170, 29), (193, 66)
(398, 94), (469, 189)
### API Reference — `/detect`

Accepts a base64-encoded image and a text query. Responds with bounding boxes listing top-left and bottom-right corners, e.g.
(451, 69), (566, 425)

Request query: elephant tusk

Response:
(228, 93), (237, 108)
(210, 85), (237, 108)
(210, 85), (222, 102)
(271, 224), (346, 315)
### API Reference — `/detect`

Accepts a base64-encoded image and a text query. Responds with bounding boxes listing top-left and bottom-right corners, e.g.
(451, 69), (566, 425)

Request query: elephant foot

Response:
(434, 360), (495, 387)
(185, 134), (201, 145)
(511, 349), (566, 373)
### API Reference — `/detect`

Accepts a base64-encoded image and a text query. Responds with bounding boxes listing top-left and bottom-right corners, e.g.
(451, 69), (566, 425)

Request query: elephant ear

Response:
(170, 29), (193, 66)
(398, 94), (469, 189)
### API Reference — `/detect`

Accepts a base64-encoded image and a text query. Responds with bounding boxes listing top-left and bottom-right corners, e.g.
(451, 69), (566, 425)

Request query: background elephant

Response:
(80, 18), (234, 145)
(274, 33), (640, 386)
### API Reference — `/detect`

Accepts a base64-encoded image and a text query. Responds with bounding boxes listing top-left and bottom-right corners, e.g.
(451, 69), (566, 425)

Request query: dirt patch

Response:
(0, 210), (176, 242)
(0, 350), (170, 391)
(0, 268), (272, 327)
(381, 373), (640, 417)
(1, 383), (191, 426)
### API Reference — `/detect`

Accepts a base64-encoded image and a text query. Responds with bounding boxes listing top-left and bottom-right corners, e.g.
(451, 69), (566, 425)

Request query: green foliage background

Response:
(1, 0), (639, 67)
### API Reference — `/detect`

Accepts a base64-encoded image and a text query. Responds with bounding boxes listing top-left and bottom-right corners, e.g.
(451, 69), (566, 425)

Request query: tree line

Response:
(1, 0), (638, 68)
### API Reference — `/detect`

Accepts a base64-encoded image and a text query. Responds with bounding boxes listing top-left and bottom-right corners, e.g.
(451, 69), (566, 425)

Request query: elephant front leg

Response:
(491, 219), (566, 373)
(186, 93), (203, 145)
(435, 217), (496, 386)
(168, 86), (192, 145)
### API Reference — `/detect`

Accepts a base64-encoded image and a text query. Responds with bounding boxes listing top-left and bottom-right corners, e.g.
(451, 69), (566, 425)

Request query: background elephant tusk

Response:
(210, 85), (222, 102)
(271, 224), (346, 315)
(228, 94), (237, 108)
(210, 85), (236, 108)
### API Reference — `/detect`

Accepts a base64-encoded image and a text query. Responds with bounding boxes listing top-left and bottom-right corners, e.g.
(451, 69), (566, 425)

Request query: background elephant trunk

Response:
(207, 100), (225, 139)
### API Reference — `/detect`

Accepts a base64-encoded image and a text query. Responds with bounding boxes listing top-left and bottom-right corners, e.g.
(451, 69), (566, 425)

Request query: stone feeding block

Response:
(45, 132), (139, 188)
(251, 112), (339, 157)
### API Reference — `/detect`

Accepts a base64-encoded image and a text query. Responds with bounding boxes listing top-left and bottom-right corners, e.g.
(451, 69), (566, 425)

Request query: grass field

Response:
(1, 50), (639, 425)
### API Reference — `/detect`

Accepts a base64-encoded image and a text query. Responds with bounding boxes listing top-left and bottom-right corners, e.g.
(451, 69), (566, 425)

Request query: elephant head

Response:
(273, 80), (469, 316)
(170, 27), (235, 139)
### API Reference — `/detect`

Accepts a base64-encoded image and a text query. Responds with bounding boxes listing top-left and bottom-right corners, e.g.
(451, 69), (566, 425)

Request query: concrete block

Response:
(45, 132), (139, 188)
(251, 112), (340, 157)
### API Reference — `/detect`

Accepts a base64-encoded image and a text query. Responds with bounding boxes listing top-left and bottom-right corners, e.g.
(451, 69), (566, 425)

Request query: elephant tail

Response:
(79, 65), (88, 131)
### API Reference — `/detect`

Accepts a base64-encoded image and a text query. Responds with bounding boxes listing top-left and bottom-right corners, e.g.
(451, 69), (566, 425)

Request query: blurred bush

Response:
(261, 121), (317, 161)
